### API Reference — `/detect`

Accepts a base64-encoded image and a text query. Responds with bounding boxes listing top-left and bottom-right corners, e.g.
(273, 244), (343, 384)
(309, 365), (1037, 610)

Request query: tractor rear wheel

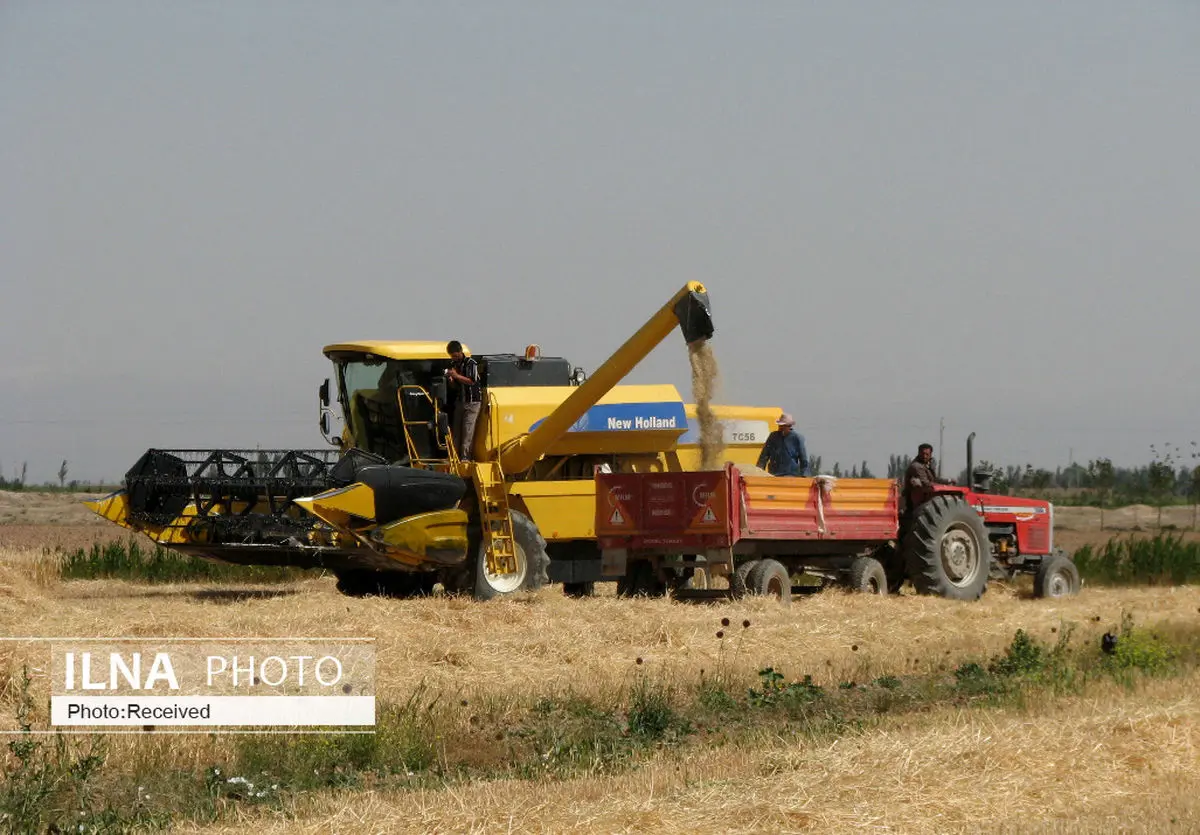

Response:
(471, 510), (550, 601)
(902, 495), (991, 600)
(847, 556), (888, 595)
(745, 559), (792, 605)
(1033, 554), (1081, 599)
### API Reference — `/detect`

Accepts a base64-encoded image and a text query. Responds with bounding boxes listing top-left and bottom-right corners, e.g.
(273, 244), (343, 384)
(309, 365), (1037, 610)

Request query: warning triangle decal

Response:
(701, 505), (717, 523)
(609, 507), (625, 525)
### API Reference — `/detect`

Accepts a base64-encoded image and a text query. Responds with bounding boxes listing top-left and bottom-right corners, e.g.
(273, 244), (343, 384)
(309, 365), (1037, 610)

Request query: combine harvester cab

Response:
(87, 281), (786, 601)
(595, 440), (1079, 603)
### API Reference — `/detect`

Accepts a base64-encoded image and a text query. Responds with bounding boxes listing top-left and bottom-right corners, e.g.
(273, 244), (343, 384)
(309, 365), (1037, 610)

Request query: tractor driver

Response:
(756, 413), (811, 477)
(904, 443), (955, 511)
(445, 340), (482, 461)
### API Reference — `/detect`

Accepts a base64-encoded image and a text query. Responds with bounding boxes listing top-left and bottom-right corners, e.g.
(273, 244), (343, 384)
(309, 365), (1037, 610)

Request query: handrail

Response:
(396, 384), (458, 470)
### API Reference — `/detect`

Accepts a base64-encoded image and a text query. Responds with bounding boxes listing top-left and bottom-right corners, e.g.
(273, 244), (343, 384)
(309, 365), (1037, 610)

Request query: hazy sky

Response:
(3, 2), (1199, 484)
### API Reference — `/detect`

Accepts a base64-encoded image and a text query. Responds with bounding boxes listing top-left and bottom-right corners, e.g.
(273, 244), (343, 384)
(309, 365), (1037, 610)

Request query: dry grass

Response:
(5, 543), (1197, 714)
(4, 510), (1200, 832)
(0, 490), (109, 526)
(172, 673), (1200, 834)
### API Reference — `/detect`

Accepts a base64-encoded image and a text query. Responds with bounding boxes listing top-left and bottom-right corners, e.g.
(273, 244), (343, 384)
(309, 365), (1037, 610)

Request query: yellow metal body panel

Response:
(84, 493), (232, 546)
(293, 483), (376, 529)
(373, 508), (469, 565)
(479, 384), (690, 460)
(508, 481), (598, 540)
(322, 341), (469, 361)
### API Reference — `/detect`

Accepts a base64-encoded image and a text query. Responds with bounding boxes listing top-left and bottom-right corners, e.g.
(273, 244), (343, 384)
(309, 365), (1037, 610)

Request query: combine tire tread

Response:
(472, 510), (550, 601)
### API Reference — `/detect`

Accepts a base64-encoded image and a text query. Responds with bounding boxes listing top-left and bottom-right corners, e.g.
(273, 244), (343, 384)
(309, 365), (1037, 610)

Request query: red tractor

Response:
(595, 433), (1081, 602)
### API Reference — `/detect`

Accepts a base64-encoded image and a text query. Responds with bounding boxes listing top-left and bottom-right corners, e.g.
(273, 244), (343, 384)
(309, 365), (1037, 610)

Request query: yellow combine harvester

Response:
(87, 282), (782, 600)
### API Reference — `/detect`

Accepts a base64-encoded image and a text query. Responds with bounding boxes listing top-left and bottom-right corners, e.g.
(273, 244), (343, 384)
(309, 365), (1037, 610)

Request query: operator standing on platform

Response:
(445, 340), (482, 461)
(903, 442), (955, 510)
(756, 413), (811, 476)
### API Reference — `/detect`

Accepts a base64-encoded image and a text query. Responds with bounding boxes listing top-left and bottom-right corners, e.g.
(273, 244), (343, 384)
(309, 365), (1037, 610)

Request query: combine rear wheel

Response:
(1034, 554), (1081, 599)
(471, 511), (550, 601)
(902, 495), (991, 600)
(745, 559), (792, 605)
(847, 556), (887, 595)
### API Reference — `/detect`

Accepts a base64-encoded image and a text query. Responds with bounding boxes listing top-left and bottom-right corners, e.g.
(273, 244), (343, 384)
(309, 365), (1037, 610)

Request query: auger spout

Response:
(497, 281), (713, 475)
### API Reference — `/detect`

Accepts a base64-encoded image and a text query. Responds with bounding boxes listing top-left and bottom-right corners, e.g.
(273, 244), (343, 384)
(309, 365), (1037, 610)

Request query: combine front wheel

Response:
(472, 511), (550, 601)
(902, 496), (991, 600)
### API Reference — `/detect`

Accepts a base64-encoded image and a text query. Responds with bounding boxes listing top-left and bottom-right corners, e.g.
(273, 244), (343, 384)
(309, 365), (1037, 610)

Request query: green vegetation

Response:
(1073, 533), (1200, 587)
(58, 539), (316, 584)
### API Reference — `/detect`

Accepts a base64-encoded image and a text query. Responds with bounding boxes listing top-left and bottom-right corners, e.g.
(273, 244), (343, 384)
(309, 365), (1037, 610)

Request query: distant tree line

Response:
(814, 442), (1200, 517)
(0, 458), (118, 493)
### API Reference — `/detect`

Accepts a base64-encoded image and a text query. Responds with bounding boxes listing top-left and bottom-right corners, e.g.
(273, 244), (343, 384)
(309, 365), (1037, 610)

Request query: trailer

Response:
(595, 459), (1080, 602)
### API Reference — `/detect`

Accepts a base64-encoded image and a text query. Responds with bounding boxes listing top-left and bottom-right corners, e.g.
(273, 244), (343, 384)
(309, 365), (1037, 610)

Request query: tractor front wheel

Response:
(1033, 554), (1081, 599)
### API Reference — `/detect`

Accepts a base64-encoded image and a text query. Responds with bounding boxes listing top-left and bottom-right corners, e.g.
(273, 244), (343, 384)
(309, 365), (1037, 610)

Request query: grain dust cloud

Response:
(688, 341), (725, 470)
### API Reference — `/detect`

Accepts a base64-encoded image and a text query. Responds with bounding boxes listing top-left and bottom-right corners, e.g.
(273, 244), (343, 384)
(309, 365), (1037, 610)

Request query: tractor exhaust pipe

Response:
(966, 432), (976, 488)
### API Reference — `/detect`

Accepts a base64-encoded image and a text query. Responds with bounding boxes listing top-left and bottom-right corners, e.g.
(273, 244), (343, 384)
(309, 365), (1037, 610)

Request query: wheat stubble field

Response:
(1, 489), (1199, 833)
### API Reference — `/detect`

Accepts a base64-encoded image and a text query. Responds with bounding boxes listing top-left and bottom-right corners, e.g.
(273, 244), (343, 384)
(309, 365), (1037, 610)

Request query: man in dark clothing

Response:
(756, 413), (811, 476)
(445, 340), (482, 460)
(903, 443), (955, 511)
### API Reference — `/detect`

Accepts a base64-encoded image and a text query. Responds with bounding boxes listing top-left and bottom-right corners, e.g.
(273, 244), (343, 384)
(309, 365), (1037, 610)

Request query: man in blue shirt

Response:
(756, 413), (811, 476)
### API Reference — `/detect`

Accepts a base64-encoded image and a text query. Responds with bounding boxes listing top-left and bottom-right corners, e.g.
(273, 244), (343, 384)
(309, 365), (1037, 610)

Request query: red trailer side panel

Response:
(595, 470), (732, 549)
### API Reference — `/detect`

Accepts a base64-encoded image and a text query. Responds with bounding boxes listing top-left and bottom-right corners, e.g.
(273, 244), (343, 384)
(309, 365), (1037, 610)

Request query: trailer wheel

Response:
(472, 510), (550, 601)
(562, 581), (596, 598)
(847, 556), (887, 595)
(876, 544), (907, 593)
(745, 559), (792, 605)
(1033, 554), (1081, 599)
(729, 559), (759, 599)
(902, 495), (991, 600)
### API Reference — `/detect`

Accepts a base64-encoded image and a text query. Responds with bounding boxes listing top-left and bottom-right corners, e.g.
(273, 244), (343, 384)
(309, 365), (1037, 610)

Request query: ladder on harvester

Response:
(474, 459), (518, 577)
(396, 385), (457, 472)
